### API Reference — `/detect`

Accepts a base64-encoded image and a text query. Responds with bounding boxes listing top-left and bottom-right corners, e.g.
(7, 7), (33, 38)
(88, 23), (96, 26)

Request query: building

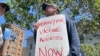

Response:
(22, 47), (25, 56)
(0, 24), (24, 56)
(24, 36), (35, 56)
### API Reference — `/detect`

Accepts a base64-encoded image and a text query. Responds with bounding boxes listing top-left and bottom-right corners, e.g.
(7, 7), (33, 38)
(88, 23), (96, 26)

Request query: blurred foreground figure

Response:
(0, 1), (9, 48)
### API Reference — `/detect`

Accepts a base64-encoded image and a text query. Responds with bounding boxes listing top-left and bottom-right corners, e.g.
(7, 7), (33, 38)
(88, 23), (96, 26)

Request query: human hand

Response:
(33, 23), (39, 30)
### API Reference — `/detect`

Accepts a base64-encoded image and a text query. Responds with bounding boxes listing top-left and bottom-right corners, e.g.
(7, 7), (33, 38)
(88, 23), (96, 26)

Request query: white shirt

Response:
(0, 26), (3, 48)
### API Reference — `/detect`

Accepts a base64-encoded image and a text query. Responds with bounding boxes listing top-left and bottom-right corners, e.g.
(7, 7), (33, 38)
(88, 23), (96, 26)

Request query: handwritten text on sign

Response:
(35, 14), (70, 56)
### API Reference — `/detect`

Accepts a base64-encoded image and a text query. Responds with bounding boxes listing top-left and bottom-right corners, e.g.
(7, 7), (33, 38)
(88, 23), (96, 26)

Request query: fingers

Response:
(34, 23), (39, 30)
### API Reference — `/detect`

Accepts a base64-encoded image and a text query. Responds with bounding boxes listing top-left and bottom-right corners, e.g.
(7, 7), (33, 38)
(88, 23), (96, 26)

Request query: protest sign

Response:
(35, 14), (70, 56)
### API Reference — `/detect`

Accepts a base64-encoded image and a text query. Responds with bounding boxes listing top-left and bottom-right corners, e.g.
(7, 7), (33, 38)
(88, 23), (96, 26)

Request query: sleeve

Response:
(66, 19), (81, 56)
(34, 30), (37, 43)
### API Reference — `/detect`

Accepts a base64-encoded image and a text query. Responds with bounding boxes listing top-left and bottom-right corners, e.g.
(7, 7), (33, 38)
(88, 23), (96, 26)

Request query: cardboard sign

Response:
(35, 14), (70, 56)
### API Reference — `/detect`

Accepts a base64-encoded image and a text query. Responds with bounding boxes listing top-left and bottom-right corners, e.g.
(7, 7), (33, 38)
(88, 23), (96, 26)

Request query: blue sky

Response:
(0, 16), (5, 24)
(0, 0), (93, 47)
(0, 0), (34, 47)
(0, 16), (33, 47)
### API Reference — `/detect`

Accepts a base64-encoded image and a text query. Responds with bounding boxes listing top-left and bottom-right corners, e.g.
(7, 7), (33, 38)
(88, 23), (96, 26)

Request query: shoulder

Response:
(60, 14), (74, 24)
(64, 15), (74, 26)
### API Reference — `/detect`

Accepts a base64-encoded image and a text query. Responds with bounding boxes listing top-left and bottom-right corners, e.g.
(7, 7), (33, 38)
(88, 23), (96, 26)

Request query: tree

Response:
(4, 0), (100, 36)
(76, 0), (100, 42)
(4, 0), (74, 30)
(3, 0), (100, 55)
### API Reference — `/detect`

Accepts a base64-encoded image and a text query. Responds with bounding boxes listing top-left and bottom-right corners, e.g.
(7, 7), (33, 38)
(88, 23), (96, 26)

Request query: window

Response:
(21, 35), (23, 38)
(29, 53), (31, 56)
(18, 54), (20, 56)
(19, 49), (20, 51)
(19, 44), (21, 47)
(13, 41), (16, 46)
(12, 48), (15, 51)
(11, 52), (15, 56)
(20, 40), (22, 43)
(10, 31), (17, 41)
(5, 51), (8, 56)
(30, 44), (32, 49)
(7, 46), (9, 49)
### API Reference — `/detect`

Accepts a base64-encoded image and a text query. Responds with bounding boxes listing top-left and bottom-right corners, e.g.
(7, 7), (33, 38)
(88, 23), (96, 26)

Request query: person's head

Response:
(42, 3), (59, 16)
(0, 2), (9, 16)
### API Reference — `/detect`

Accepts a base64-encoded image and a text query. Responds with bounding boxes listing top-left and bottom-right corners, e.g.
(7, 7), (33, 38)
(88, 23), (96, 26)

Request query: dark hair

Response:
(0, 3), (9, 12)
(42, 3), (59, 13)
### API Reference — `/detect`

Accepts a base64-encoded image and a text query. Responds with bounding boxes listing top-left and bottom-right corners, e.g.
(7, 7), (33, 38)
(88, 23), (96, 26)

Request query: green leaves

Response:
(3, 0), (100, 33)
(4, 0), (68, 30)
(72, 6), (79, 16)
(81, 44), (100, 56)
(3, 1), (100, 55)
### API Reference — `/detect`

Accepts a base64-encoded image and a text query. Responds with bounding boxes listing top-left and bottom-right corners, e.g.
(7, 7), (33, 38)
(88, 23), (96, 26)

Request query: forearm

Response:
(70, 27), (80, 55)
(67, 20), (81, 56)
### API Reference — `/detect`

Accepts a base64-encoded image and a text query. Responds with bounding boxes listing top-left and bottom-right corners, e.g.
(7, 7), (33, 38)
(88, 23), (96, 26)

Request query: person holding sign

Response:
(0, 1), (10, 48)
(34, 3), (82, 56)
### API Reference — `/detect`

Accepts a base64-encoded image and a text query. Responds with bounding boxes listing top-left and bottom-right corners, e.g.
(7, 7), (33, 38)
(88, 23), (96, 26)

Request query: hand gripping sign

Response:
(35, 14), (70, 56)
